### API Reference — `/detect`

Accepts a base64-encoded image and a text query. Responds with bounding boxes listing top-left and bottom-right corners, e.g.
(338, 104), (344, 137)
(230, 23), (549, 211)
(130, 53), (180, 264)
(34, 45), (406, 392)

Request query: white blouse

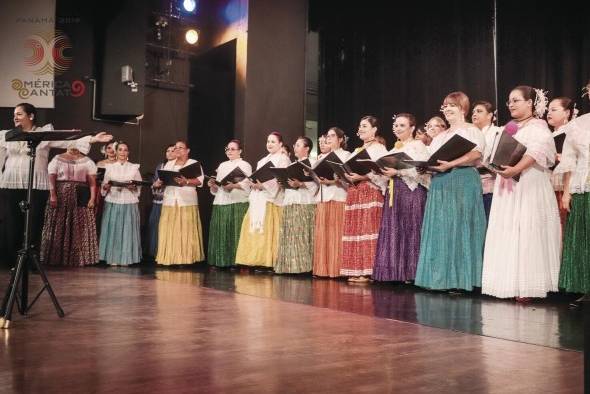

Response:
(161, 158), (204, 207)
(247, 151), (291, 233)
(514, 119), (556, 170)
(211, 158), (252, 205)
(0, 124), (93, 190)
(101, 161), (142, 204)
(283, 157), (318, 206)
(428, 124), (485, 158)
(48, 155), (97, 185)
(359, 142), (389, 192)
(384, 139), (430, 190)
(553, 114), (590, 194)
(316, 148), (351, 203)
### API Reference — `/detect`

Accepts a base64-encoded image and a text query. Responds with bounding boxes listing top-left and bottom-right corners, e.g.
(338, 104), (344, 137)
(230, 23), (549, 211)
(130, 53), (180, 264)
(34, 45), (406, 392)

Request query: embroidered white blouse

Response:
(210, 158), (252, 205)
(316, 148), (351, 203)
(428, 124), (485, 158)
(0, 124), (93, 190)
(383, 139), (430, 190)
(161, 158), (204, 207)
(247, 152), (291, 232)
(553, 114), (590, 194)
(101, 161), (142, 204)
(48, 155), (97, 185)
(283, 157), (318, 206)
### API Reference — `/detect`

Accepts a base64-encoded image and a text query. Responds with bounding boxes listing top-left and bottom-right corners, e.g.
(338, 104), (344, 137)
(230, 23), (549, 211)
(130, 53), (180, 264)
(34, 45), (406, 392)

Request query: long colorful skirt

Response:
(559, 192), (590, 293)
(275, 203), (316, 274)
(373, 178), (427, 281)
(340, 181), (384, 277)
(208, 202), (248, 267)
(41, 181), (99, 266)
(312, 201), (345, 277)
(415, 167), (486, 290)
(235, 202), (282, 267)
(99, 202), (141, 265)
(156, 204), (205, 265)
(146, 202), (162, 257)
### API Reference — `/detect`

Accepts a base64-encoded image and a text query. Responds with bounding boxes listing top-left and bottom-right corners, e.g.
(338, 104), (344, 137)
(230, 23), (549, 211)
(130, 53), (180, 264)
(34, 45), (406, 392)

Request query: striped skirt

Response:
(99, 202), (141, 265)
(208, 202), (248, 267)
(312, 201), (345, 278)
(559, 192), (590, 293)
(275, 204), (316, 274)
(235, 202), (282, 267)
(340, 181), (384, 277)
(372, 178), (427, 282)
(156, 204), (205, 265)
(415, 167), (486, 291)
(41, 181), (99, 266)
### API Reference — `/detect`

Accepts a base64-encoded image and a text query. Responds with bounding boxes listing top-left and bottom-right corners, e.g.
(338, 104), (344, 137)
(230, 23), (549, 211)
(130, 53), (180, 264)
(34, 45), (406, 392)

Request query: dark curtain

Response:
(496, 0), (590, 122)
(311, 0), (590, 148)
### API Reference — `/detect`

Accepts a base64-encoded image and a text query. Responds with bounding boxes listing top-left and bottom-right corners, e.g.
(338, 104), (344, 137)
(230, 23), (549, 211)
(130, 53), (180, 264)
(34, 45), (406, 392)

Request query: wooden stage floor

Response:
(0, 268), (584, 393)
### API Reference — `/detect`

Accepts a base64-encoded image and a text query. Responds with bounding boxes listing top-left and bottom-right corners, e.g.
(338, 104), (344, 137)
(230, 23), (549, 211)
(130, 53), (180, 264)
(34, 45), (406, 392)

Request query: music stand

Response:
(0, 128), (91, 328)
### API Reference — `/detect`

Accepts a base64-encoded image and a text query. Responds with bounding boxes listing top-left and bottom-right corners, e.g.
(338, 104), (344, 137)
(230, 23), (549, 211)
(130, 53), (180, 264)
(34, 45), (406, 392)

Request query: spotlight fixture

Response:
(185, 29), (199, 45)
(182, 0), (197, 13)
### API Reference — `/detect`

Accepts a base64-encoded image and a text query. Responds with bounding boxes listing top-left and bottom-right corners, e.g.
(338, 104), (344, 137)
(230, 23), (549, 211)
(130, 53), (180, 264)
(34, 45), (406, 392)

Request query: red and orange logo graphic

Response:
(24, 30), (72, 76)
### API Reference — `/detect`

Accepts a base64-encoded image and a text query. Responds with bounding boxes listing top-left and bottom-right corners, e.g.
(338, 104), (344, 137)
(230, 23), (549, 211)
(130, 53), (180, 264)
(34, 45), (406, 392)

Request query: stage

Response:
(0, 266), (584, 393)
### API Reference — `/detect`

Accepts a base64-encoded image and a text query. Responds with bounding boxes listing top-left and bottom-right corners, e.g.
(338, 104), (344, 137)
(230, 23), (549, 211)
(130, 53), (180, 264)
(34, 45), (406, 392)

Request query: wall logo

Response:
(11, 29), (85, 99)
(24, 30), (72, 76)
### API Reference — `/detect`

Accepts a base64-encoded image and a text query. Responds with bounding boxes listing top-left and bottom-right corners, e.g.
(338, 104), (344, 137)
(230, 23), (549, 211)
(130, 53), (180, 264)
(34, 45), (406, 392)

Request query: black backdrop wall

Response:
(310, 0), (590, 149)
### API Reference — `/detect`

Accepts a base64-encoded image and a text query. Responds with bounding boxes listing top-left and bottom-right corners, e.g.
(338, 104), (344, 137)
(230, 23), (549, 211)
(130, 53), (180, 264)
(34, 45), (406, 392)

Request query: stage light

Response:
(185, 29), (199, 45)
(183, 0), (197, 13)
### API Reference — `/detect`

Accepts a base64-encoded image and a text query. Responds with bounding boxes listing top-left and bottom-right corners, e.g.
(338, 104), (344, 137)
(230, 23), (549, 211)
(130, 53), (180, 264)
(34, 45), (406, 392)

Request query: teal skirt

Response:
(207, 202), (248, 267)
(415, 167), (486, 290)
(99, 202), (142, 265)
(559, 193), (590, 293)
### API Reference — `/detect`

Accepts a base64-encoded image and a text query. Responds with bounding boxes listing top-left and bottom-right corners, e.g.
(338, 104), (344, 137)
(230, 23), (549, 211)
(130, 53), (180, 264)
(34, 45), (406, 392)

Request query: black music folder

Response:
(301, 151), (342, 181)
(270, 159), (313, 189)
(157, 162), (203, 186)
(404, 134), (476, 168)
(487, 131), (527, 181)
(214, 166), (248, 186)
(108, 180), (152, 187)
(356, 152), (415, 174)
(341, 148), (372, 176)
(249, 161), (275, 183)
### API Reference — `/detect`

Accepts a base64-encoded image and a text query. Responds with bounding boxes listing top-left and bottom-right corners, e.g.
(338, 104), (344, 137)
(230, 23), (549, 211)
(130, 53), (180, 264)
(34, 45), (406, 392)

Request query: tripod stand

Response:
(0, 130), (88, 328)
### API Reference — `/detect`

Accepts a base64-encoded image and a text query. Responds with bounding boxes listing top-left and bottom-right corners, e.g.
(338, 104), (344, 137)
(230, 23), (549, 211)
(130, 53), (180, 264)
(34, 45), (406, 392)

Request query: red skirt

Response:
(340, 181), (383, 277)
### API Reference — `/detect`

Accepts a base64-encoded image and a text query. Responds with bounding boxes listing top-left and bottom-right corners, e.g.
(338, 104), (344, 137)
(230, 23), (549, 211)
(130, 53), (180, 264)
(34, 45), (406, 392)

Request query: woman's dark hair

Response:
(297, 136), (313, 156)
(512, 85), (536, 115)
(361, 115), (379, 129)
(227, 139), (242, 150)
(328, 127), (347, 149)
(551, 97), (575, 121)
(175, 139), (189, 148)
(472, 100), (495, 114)
(162, 144), (175, 164)
(269, 131), (283, 144)
(395, 113), (417, 138)
(15, 102), (37, 125)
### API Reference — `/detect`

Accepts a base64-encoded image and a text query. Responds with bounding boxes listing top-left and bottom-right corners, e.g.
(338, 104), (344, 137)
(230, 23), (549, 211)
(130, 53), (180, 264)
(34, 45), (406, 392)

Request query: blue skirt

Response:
(146, 202), (162, 257)
(99, 202), (142, 265)
(415, 167), (486, 290)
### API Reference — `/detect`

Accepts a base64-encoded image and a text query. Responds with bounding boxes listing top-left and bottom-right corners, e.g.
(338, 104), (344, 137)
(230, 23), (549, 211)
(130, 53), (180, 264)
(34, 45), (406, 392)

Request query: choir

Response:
(1, 82), (589, 304)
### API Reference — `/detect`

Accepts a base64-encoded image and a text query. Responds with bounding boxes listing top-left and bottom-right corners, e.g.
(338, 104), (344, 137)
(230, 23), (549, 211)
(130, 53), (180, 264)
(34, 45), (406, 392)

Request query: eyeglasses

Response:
(505, 98), (525, 107)
(174, 146), (186, 150)
(225, 147), (240, 152)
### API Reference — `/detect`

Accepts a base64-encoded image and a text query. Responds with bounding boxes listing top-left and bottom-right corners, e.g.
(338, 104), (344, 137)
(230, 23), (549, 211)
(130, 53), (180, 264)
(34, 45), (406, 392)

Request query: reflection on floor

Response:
(106, 262), (584, 352)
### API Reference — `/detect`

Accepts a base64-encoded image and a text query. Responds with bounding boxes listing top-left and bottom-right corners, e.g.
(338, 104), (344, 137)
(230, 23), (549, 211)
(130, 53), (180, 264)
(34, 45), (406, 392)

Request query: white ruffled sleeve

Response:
(521, 123), (556, 169)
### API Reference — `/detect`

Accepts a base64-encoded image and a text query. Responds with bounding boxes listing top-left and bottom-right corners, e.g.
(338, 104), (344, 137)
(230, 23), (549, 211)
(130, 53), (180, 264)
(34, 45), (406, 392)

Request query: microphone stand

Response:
(0, 137), (65, 328)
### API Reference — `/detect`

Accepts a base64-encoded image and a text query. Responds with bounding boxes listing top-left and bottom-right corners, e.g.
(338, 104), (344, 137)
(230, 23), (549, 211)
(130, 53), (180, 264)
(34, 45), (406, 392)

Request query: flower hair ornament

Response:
(533, 88), (549, 118)
(572, 102), (579, 120)
(100, 141), (118, 158)
(582, 83), (589, 99)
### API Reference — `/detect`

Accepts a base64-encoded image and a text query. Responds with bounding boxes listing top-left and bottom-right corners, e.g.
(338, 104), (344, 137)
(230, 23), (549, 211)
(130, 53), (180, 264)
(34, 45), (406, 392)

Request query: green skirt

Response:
(275, 204), (316, 274)
(207, 202), (248, 267)
(559, 193), (590, 293)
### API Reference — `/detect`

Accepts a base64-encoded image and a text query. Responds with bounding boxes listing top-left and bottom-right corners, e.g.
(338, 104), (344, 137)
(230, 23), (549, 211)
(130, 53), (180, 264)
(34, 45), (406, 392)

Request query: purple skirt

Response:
(372, 177), (427, 281)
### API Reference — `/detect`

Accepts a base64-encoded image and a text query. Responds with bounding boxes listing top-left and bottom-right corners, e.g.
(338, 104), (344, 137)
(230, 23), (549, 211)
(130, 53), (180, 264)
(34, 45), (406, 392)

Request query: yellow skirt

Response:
(156, 204), (205, 265)
(235, 202), (282, 267)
